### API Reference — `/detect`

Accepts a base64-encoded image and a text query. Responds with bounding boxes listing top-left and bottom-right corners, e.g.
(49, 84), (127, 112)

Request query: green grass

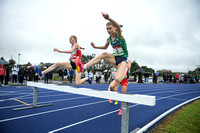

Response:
(166, 100), (200, 133)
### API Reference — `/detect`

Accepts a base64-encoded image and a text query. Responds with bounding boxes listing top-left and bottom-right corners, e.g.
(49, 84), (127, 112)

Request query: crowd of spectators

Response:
(163, 72), (199, 84)
(0, 64), (42, 86)
(132, 71), (199, 84)
(0, 63), (199, 86)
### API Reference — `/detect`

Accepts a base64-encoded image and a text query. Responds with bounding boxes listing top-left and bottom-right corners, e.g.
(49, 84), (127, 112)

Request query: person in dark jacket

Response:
(153, 72), (157, 83)
(144, 72), (150, 83)
(69, 69), (74, 83)
(18, 66), (25, 85)
(4, 65), (9, 85)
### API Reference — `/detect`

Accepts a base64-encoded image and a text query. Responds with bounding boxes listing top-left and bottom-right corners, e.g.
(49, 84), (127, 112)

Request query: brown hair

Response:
(106, 22), (114, 27)
(106, 22), (123, 32)
(71, 35), (77, 43)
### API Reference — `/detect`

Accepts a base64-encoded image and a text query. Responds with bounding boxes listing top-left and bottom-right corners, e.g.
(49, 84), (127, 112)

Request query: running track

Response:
(0, 83), (199, 133)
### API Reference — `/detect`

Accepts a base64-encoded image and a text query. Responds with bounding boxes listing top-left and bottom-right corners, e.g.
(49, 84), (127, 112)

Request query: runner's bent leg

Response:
(109, 62), (127, 90)
(42, 62), (72, 75)
(75, 70), (89, 85)
(85, 52), (116, 68)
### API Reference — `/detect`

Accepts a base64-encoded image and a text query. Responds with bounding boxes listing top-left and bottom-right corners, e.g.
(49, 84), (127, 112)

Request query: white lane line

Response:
(48, 91), (200, 133)
(0, 96), (90, 110)
(0, 85), (199, 132)
(48, 104), (139, 133)
(0, 100), (107, 123)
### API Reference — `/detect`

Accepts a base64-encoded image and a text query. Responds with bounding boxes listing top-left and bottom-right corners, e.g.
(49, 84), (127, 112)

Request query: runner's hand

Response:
(54, 48), (59, 52)
(91, 42), (96, 48)
(102, 12), (109, 20)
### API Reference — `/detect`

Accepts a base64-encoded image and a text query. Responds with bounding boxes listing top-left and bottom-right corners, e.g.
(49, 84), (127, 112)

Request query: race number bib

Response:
(113, 45), (124, 56)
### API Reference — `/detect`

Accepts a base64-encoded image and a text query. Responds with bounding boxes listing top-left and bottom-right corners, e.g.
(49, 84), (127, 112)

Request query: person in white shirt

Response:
(89, 70), (93, 81)
(12, 64), (19, 85)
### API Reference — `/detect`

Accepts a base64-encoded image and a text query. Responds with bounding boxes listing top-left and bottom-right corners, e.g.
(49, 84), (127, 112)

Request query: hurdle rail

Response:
(23, 82), (155, 133)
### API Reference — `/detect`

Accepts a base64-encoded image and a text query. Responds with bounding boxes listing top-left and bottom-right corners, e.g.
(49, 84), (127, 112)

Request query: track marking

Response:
(48, 104), (139, 133)
(14, 99), (31, 106)
(48, 91), (200, 132)
(0, 100), (107, 123)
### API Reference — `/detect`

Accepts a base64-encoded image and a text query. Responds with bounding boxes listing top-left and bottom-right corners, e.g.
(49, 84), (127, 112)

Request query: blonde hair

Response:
(70, 35), (85, 50)
(71, 35), (77, 43)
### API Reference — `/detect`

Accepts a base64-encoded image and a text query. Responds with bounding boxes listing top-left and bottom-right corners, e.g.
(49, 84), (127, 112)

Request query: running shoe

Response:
(75, 56), (84, 73)
(88, 76), (92, 84)
(118, 108), (122, 115)
(114, 101), (118, 105)
(35, 66), (42, 77)
(109, 99), (113, 103)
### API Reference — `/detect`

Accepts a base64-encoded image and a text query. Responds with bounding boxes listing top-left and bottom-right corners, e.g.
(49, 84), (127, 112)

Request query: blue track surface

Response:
(0, 83), (199, 133)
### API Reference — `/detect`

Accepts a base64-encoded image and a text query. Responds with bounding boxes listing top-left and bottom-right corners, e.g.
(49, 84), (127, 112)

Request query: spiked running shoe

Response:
(75, 56), (84, 73)
(35, 67), (42, 77)
(118, 108), (122, 115)
(114, 101), (118, 105)
(109, 99), (113, 103)
(88, 76), (92, 84)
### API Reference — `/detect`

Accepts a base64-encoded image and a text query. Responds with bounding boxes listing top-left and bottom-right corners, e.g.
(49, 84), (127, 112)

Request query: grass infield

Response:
(151, 99), (200, 133)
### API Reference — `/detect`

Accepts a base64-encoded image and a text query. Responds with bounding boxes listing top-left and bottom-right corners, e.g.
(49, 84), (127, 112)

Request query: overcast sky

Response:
(0, 0), (200, 72)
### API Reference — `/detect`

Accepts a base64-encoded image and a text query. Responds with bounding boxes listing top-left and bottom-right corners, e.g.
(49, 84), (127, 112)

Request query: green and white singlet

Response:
(109, 33), (128, 57)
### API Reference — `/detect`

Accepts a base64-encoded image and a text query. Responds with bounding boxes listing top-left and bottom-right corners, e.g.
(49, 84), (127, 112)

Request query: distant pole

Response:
(18, 54), (21, 65)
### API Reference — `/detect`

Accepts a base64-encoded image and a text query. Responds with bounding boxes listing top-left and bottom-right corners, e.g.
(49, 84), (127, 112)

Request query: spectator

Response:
(138, 72), (143, 83)
(179, 74), (184, 84)
(95, 72), (101, 83)
(0, 64), (6, 86)
(108, 67), (117, 83)
(49, 71), (53, 83)
(194, 75), (198, 83)
(11, 64), (19, 85)
(34, 72), (39, 82)
(18, 66), (25, 85)
(175, 73), (179, 84)
(153, 72), (157, 83)
(89, 70), (93, 82)
(168, 73), (172, 83)
(133, 73), (137, 82)
(144, 72), (150, 83)
(184, 74), (187, 83)
(84, 70), (88, 78)
(105, 70), (110, 82)
(44, 73), (49, 84)
(58, 69), (64, 83)
(63, 68), (69, 83)
(163, 71), (167, 83)
(187, 74), (191, 84)
(4, 65), (9, 85)
(191, 75), (195, 84)
(44, 67), (49, 84)
(24, 68), (29, 81)
(69, 69), (74, 83)
(28, 68), (35, 81)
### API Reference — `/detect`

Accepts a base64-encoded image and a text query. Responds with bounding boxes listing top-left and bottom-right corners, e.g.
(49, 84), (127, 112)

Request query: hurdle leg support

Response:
(13, 87), (52, 111)
(121, 102), (129, 133)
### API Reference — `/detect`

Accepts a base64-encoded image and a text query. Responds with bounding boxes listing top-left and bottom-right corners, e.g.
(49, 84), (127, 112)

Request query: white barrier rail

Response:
(26, 82), (156, 133)
(27, 82), (156, 106)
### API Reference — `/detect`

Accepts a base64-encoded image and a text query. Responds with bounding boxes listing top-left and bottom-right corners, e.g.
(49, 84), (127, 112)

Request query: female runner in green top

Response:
(76, 12), (129, 91)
